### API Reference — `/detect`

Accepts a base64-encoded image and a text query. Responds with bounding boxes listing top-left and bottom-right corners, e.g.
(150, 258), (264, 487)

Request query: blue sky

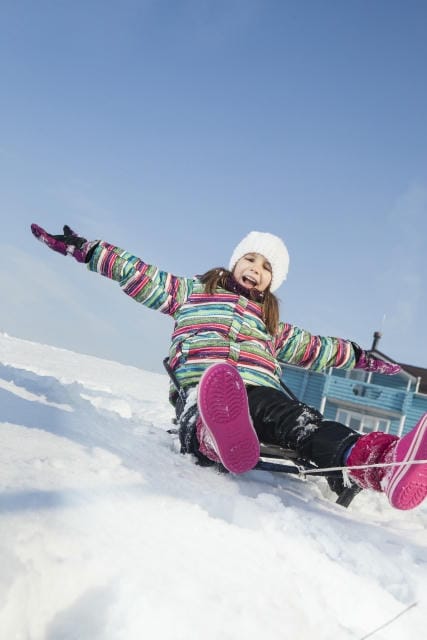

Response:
(1, 0), (426, 372)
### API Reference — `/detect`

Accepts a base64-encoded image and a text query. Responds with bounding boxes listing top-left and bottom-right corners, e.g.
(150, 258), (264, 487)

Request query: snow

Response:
(0, 332), (426, 640)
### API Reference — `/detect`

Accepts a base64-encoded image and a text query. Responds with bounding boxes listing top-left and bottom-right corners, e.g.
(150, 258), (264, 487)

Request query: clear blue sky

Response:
(1, 0), (426, 372)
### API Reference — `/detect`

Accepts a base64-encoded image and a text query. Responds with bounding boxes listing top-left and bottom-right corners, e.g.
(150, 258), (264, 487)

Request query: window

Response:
(336, 409), (390, 434)
(348, 368), (368, 382)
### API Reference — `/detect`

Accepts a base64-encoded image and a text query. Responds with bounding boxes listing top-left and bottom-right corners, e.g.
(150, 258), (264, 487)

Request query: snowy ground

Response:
(0, 332), (426, 640)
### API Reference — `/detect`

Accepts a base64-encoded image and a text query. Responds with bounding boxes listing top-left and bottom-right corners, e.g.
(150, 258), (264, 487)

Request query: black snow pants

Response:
(177, 384), (361, 473)
(246, 386), (360, 470)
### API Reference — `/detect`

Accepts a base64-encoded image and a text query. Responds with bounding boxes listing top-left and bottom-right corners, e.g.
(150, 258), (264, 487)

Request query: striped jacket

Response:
(88, 242), (357, 394)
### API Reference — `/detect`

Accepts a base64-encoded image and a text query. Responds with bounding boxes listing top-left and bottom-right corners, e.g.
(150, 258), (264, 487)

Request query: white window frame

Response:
(336, 408), (391, 434)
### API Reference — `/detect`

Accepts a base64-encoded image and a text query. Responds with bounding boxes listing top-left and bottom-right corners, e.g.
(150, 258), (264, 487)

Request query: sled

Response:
(163, 358), (363, 508)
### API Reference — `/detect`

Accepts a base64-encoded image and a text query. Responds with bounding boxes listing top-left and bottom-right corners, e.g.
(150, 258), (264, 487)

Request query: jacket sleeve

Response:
(275, 322), (357, 371)
(87, 241), (192, 316)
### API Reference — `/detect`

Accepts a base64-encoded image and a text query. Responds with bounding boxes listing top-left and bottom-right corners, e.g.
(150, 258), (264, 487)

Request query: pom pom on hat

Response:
(228, 231), (289, 292)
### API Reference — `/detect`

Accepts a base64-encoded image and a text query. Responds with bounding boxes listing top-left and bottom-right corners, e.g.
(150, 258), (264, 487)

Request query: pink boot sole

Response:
(386, 413), (427, 510)
(197, 363), (260, 473)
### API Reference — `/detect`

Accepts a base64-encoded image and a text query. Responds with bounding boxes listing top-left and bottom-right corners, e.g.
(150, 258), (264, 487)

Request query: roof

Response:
(371, 349), (427, 395)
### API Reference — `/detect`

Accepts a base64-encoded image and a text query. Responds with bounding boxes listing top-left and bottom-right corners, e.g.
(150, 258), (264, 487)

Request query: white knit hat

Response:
(228, 231), (289, 292)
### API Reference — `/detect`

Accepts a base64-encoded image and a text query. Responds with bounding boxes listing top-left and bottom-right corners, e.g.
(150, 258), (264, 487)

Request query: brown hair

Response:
(199, 267), (280, 336)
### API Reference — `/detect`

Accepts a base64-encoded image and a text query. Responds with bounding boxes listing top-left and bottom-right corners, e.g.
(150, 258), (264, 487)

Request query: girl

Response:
(31, 223), (427, 511)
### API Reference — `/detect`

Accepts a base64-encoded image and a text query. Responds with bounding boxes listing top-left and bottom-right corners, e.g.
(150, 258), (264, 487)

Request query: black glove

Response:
(31, 224), (99, 263)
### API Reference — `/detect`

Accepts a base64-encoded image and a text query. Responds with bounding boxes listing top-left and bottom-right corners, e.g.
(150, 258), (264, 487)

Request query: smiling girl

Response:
(31, 224), (427, 511)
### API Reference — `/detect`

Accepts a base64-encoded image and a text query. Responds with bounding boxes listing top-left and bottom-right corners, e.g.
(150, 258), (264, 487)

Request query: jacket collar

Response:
(224, 274), (265, 304)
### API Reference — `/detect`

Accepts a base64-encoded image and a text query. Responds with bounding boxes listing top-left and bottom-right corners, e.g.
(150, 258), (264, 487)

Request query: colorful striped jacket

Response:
(88, 242), (357, 395)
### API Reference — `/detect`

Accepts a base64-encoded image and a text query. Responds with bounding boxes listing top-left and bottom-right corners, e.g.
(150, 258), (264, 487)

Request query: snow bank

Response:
(0, 332), (426, 640)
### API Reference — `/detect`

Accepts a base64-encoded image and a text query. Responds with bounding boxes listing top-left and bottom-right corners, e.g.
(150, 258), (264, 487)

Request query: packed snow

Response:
(0, 332), (426, 640)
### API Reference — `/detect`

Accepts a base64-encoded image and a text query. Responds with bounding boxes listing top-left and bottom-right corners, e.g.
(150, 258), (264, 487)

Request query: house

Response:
(280, 332), (427, 437)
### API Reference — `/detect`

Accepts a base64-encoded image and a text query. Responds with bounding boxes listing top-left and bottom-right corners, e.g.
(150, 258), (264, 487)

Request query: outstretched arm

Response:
(31, 223), (192, 316)
(88, 241), (192, 315)
(275, 323), (400, 374)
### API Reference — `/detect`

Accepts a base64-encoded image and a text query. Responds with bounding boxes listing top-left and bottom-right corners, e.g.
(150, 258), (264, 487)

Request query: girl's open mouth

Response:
(242, 275), (258, 288)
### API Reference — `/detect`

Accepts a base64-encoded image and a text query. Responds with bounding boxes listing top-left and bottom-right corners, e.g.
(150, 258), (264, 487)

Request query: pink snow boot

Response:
(347, 413), (427, 510)
(196, 363), (260, 473)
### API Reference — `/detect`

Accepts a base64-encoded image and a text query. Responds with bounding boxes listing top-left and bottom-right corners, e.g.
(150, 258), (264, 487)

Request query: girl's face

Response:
(233, 253), (272, 293)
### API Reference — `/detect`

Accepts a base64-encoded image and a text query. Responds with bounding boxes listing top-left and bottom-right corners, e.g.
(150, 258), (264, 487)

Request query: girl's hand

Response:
(354, 350), (401, 375)
(31, 224), (99, 263)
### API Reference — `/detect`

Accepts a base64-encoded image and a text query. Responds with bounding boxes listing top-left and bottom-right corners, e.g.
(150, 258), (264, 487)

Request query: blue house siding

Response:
(280, 363), (427, 437)
(282, 367), (324, 408)
(280, 366), (307, 399)
(323, 400), (338, 422)
(324, 375), (407, 414)
(370, 372), (416, 392)
(405, 395), (427, 430)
